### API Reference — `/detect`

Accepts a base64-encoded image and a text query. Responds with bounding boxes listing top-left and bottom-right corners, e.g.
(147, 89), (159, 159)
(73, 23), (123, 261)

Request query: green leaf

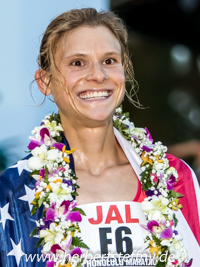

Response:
(173, 213), (178, 227)
(77, 258), (85, 267)
(72, 191), (78, 196)
(72, 237), (89, 249)
(36, 238), (45, 248)
(31, 207), (37, 216)
(152, 234), (160, 244)
(73, 207), (86, 216)
(170, 190), (183, 198)
(56, 136), (63, 143)
(30, 227), (39, 237)
(38, 197), (45, 208)
(30, 170), (40, 176)
(146, 180), (152, 187)
(156, 261), (166, 267)
(142, 184), (148, 191)
(45, 192), (50, 198)
(66, 226), (77, 231)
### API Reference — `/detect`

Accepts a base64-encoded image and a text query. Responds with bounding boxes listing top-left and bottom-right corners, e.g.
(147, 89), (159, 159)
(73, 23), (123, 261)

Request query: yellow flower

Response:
(46, 184), (52, 191)
(170, 198), (182, 210)
(62, 146), (75, 155)
(35, 191), (41, 199)
(53, 179), (62, 183)
(155, 155), (164, 163)
(59, 263), (71, 267)
(149, 240), (161, 256)
(141, 151), (153, 166)
(63, 157), (70, 163)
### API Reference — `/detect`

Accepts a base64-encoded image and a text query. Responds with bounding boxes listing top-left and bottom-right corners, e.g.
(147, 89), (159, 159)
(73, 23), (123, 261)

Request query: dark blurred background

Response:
(111, 0), (200, 181)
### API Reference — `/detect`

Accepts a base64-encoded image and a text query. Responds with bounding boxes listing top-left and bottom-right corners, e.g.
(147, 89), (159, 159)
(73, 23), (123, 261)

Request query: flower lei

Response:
(28, 106), (192, 267)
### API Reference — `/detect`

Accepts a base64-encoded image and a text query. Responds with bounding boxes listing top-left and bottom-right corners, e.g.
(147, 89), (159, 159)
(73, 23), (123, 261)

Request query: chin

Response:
(80, 110), (114, 126)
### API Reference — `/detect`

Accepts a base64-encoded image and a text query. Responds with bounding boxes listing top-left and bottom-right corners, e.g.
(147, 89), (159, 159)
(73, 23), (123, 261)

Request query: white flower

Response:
(42, 120), (63, 136)
(141, 195), (169, 221)
(115, 107), (122, 113)
(161, 235), (183, 260)
(40, 222), (64, 252)
(28, 145), (62, 171)
(28, 156), (44, 170)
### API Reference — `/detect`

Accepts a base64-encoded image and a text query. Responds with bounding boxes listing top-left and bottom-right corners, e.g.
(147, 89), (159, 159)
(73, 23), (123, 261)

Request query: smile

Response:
(78, 90), (112, 100)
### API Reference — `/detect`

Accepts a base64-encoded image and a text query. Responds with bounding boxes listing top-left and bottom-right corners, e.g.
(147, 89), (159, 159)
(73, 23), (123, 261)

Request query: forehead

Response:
(57, 25), (122, 59)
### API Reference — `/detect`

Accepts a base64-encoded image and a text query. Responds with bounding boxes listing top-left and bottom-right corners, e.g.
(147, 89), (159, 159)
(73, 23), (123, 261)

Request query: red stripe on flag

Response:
(167, 153), (200, 246)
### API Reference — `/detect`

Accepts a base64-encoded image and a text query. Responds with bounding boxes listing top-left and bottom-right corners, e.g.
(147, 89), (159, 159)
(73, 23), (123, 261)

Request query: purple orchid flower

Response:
(45, 200), (82, 223)
(70, 247), (82, 257)
(46, 261), (55, 267)
(166, 174), (176, 190)
(141, 145), (153, 152)
(182, 259), (193, 267)
(39, 168), (46, 178)
(160, 227), (173, 239)
(147, 220), (159, 233)
(52, 142), (65, 151)
(28, 127), (56, 149)
(46, 208), (55, 221)
(61, 200), (82, 222)
(143, 220), (173, 239)
(145, 127), (153, 142)
(51, 244), (63, 254)
(48, 167), (66, 178)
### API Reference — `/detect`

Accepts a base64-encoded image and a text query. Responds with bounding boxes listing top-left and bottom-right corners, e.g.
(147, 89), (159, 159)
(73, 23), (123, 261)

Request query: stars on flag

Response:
(0, 202), (14, 230)
(19, 185), (35, 211)
(7, 238), (25, 267)
(9, 160), (30, 176)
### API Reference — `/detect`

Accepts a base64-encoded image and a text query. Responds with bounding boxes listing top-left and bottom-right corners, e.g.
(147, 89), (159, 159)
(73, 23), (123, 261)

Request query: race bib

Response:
(78, 201), (155, 267)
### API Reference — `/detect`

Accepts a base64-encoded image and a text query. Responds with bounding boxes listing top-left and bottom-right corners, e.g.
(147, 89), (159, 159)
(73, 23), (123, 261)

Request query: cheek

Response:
(63, 69), (86, 93)
(113, 69), (125, 86)
(114, 70), (126, 95)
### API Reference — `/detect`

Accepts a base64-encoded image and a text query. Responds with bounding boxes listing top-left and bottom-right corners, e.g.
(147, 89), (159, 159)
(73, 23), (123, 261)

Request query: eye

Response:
(71, 60), (84, 67)
(103, 58), (116, 65)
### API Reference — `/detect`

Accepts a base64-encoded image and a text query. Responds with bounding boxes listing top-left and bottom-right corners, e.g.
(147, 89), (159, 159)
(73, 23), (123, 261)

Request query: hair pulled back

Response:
(38, 8), (140, 106)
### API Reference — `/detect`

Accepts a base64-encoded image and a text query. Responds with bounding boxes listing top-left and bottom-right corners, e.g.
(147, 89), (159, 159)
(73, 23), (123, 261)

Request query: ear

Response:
(35, 69), (51, 96)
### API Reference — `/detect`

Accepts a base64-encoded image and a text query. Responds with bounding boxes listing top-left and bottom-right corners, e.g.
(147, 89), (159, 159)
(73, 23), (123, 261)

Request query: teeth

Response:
(80, 91), (110, 100)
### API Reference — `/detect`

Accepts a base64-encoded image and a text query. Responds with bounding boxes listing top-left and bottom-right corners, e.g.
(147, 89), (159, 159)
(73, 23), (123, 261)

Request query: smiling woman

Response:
(36, 25), (125, 125)
(0, 8), (200, 267)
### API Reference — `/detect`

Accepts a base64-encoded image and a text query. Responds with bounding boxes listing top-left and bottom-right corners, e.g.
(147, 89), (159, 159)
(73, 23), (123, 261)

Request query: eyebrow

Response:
(64, 51), (121, 59)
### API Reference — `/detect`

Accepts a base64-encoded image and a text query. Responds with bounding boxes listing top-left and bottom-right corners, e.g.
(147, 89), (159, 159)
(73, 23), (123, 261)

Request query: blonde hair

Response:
(38, 8), (140, 106)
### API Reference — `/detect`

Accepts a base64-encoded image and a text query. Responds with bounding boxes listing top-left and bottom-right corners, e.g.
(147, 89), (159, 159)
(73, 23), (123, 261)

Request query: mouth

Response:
(78, 90), (113, 101)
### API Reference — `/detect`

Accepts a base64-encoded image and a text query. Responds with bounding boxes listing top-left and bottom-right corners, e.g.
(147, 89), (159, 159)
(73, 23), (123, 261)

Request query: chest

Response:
(76, 163), (139, 205)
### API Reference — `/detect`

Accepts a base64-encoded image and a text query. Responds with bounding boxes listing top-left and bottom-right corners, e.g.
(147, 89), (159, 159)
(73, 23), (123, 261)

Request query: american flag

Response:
(0, 136), (73, 267)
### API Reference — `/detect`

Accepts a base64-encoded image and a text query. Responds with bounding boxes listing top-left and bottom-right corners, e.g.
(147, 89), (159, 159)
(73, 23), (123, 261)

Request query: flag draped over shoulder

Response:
(167, 154), (200, 246)
(0, 136), (74, 267)
(0, 154), (45, 267)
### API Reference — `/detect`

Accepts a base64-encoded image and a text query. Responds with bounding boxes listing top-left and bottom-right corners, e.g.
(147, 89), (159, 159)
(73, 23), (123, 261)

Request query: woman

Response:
(0, 8), (199, 267)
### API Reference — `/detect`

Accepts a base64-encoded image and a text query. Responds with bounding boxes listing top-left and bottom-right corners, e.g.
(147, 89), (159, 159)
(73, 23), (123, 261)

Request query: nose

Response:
(86, 62), (108, 83)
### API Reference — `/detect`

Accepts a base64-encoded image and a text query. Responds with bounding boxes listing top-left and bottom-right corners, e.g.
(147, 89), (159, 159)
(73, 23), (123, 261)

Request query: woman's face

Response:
(50, 25), (125, 126)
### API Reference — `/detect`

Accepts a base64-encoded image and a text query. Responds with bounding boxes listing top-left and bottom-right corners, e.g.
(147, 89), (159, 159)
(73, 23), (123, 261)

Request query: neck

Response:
(60, 114), (122, 176)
